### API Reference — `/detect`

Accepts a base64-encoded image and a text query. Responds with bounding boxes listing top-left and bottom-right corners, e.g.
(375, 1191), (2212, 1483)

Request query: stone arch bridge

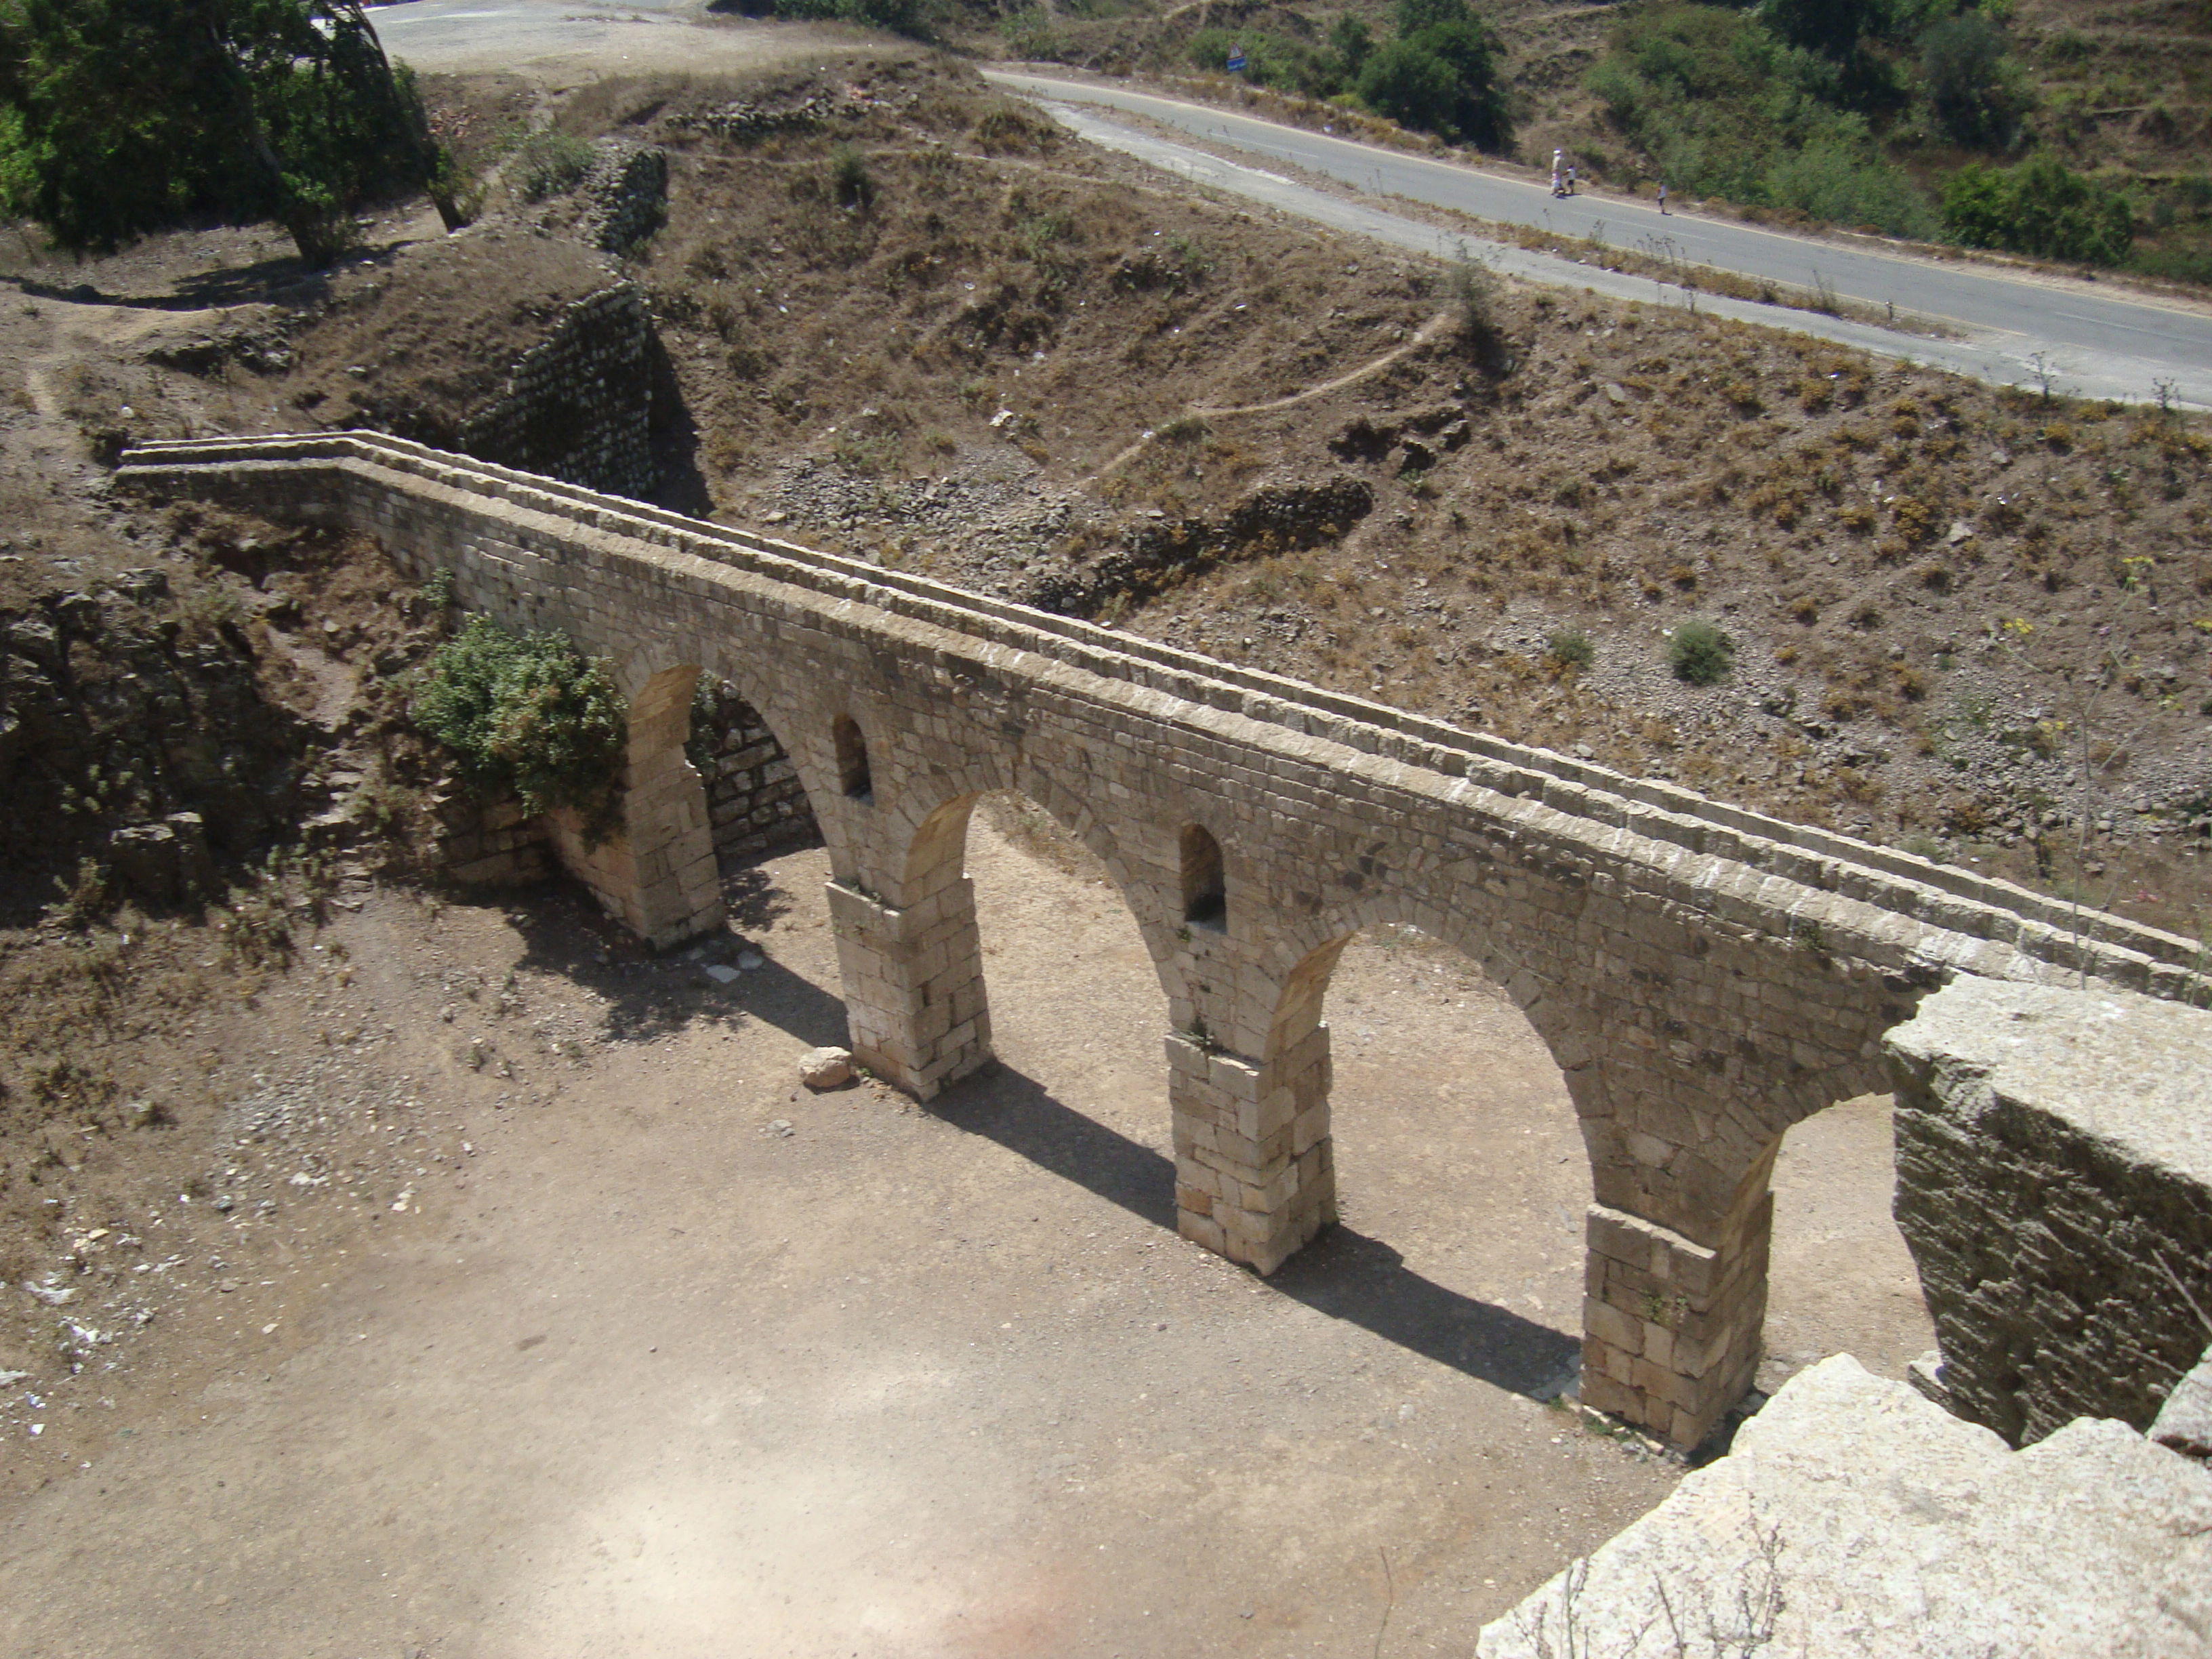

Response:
(120, 433), (2210, 1449)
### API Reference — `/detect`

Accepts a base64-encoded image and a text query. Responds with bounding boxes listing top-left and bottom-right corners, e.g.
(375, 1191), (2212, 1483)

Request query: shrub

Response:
(1583, 3), (1937, 238)
(512, 130), (594, 202)
(1942, 152), (2133, 265)
(1547, 626), (1595, 672)
(1765, 133), (1939, 237)
(1358, 14), (1511, 150)
(1187, 28), (1350, 98)
(1331, 14), (1374, 77)
(413, 615), (628, 840)
(735, 0), (924, 35)
(1448, 254), (1511, 369)
(830, 144), (875, 211)
(1667, 618), (1735, 684)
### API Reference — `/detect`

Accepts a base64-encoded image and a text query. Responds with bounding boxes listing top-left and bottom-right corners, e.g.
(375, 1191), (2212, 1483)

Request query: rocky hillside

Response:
(4, 54), (2207, 944)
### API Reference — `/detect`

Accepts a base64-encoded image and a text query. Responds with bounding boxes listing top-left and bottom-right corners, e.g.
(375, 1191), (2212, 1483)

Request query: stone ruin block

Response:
(1885, 975), (2212, 1446)
(1478, 1355), (2212, 1658)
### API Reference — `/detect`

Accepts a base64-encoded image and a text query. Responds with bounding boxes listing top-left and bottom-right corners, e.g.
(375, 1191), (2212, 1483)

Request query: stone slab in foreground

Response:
(1477, 1355), (2212, 1659)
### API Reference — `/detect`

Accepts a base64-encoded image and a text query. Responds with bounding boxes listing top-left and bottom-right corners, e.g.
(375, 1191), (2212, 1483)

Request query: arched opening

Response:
(1179, 823), (1226, 932)
(907, 788), (1180, 1223)
(1759, 1090), (1936, 1399)
(684, 675), (821, 878)
(1271, 920), (1593, 1402)
(834, 714), (872, 802)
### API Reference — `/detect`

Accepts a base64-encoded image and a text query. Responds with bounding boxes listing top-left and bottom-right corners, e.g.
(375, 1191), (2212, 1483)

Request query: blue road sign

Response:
(1226, 43), (1246, 72)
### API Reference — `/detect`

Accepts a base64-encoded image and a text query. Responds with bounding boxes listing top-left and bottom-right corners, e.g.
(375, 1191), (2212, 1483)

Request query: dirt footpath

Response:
(0, 815), (1929, 1658)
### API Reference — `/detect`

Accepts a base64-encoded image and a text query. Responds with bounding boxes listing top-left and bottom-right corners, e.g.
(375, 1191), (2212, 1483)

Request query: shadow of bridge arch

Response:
(927, 1059), (1581, 1401)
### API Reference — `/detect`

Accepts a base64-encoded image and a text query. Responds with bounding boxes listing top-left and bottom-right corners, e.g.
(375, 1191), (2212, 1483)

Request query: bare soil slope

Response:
(586, 61), (2211, 937)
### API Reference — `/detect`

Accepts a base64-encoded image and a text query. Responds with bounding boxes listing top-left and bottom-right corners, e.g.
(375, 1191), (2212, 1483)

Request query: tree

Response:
(1921, 10), (2025, 148)
(0, 0), (464, 268)
(1330, 14), (1374, 79)
(1357, 0), (1511, 151)
(1395, 0), (1470, 33)
(1760, 0), (1886, 59)
(1359, 39), (1461, 138)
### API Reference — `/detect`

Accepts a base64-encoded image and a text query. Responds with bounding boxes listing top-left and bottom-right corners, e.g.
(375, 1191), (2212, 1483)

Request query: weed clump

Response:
(512, 131), (595, 203)
(1448, 254), (1511, 371)
(412, 616), (628, 840)
(830, 145), (876, 211)
(1546, 626), (1595, 672)
(1667, 618), (1735, 684)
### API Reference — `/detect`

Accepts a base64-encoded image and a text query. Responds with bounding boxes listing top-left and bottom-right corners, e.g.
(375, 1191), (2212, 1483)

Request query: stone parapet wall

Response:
(1887, 977), (2212, 1446)
(116, 431), (2208, 999)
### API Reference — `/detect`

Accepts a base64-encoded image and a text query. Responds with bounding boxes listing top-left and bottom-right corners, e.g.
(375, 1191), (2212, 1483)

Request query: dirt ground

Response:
(0, 811), (1929, 1658)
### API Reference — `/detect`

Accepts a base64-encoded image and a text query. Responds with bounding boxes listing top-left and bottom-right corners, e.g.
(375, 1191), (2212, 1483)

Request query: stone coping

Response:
(119, 431), (2209, 996)
(1889, 976), (2212, 1194)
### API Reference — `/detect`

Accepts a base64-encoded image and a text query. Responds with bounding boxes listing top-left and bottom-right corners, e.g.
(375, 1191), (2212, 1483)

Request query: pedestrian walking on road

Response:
(1657, 178), (1669, 215)
(1550, 148), (1565, 198)
(1565, 165), (1578, 196)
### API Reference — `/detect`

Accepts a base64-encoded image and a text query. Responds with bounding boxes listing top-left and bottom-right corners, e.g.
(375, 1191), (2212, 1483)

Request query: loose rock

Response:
(798, 1046), (854, 1089)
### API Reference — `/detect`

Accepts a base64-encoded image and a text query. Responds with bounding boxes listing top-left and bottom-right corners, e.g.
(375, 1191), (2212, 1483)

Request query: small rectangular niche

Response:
(835, 714), (873, 801)
(1181, 823), (1226, 931)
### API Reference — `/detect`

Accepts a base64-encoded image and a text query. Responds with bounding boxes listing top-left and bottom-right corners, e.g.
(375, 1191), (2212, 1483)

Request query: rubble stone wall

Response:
(691, 677), (817, 862)
(1887, 977), (2212, 1446)
(118, 431), (2212, 1449)
(455, 285), (655, 499)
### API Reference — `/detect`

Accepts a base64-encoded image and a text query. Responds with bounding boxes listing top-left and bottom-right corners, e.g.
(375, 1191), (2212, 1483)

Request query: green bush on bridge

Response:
(413, 613), (628, 840)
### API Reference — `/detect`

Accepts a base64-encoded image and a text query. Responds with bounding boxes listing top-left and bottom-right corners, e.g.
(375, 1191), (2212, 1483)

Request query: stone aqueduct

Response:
(121, 433), (2211, 1449)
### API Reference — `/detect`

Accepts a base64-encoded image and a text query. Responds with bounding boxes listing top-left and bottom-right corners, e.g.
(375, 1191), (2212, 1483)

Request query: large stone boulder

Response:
(798, 1046), (854, 1090)
(2154, 1345), (2212, 1462)
(1478, 1354), (2212, 1659)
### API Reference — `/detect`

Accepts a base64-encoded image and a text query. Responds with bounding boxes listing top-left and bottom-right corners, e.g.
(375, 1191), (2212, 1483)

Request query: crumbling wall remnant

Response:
(1886, 976), (2212, 1446)
(455, 284), (656, 499)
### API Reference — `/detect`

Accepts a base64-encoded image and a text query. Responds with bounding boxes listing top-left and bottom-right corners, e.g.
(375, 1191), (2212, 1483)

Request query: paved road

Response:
(359, 3), (2212, 403)
(989, 70), (2212, 408)
(372, 0), (841, 83)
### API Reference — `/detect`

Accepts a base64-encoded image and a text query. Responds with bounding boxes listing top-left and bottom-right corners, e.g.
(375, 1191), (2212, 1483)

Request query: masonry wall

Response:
(430, 790), (553, 887)
(455, 285), (655, 499)
(428, 679), (812, 888)
(1886, 977), (2212, 1446)
(691, 677), (817, 862)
